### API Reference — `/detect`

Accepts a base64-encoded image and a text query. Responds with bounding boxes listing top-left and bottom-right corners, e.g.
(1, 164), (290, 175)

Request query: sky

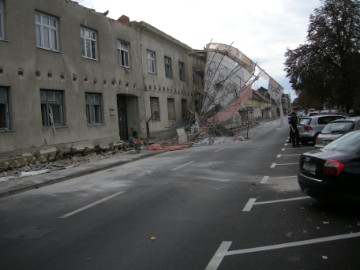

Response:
(77, 0), (321, 99)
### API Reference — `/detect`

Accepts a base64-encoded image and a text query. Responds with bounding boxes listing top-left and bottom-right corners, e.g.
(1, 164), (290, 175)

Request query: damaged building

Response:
(0, 0), (288, 170)
(0, 0), (204, 166)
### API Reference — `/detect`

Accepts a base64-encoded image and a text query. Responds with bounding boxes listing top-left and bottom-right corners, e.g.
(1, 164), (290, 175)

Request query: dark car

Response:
(298, 130), (360, 204)
(297, 114), (346, 144)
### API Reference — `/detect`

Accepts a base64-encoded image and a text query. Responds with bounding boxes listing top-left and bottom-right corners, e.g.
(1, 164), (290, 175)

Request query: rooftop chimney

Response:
(118, 15), (130, 25)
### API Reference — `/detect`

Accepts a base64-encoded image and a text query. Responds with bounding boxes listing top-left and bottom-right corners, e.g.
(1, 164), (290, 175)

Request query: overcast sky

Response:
(77, 0), (321, 98)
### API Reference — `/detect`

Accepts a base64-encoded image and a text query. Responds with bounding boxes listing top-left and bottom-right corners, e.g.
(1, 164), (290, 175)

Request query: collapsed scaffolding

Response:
(185, 43), (285, 143)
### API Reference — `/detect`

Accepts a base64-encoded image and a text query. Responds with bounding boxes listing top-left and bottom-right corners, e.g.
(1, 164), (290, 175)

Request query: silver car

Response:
(298, 114), (346, 144)
(315, 116), (360, 147)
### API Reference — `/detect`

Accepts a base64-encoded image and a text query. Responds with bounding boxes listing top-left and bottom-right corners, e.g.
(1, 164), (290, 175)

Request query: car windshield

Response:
(323, 131), (360, 153)
(299, 118), (311, 125)
(321, 121), (354, 134)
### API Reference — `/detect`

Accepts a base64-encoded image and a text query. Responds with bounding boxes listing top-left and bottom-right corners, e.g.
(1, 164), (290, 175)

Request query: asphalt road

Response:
(1, 119), (360, 270)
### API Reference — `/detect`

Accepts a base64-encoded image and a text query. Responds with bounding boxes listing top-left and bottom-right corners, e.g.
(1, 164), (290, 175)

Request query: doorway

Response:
(117, 94), (139, 141)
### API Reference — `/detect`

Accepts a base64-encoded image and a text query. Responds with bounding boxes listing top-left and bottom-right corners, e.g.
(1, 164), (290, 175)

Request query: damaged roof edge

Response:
(131, 21), (193, 51)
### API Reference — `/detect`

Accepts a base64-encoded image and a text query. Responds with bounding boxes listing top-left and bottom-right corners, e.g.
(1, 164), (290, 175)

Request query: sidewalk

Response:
(0, 150), (164, 199)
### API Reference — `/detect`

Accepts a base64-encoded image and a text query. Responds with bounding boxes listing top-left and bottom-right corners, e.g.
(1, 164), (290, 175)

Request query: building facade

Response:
(0, 0), (204, 159)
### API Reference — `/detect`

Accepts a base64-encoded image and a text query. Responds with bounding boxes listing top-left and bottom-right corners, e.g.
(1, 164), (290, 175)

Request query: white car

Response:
(315, 117), (360, 148)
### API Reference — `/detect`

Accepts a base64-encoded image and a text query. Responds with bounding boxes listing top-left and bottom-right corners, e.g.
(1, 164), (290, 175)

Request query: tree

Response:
(284, 0), (360, 113)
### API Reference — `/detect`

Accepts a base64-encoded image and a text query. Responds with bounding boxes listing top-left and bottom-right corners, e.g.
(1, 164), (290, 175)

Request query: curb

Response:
(0, 150), (165, 199)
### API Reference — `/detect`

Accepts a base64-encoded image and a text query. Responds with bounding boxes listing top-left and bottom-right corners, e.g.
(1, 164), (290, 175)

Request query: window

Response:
(179, 61), (185, 81)
(0, 87), (10, 130)
(35, 12), (59, 51)
(85, 93), (103, 124)
(164, 56), (173, 78)
(0, 0), (4, 40)
(147, 50), (156, 74)
(81, 27), (98, 60)
(40, 90), (65, 127)
(167, 98), (175, 120)
(192, 67), (202, 84)
(150, 97), (160, 120)
(118, 40), (130, 67)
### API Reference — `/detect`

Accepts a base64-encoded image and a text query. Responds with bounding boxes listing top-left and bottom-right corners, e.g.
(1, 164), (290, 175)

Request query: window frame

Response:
(0, 0), (4, 40)
(147, 50), (156, 74)
(85, 93), (103, 125)
(35, 11), (59, 51)
(117, 40), (130, 68)
(167, 98), (176, 120)
(40, 89), (65, 128)
(0, 87), (11, 131)
(164, 56), (173, 78)
(150, 97), (160, 120)
(179, 61), (185, 81)
(81, 27), (98, 60)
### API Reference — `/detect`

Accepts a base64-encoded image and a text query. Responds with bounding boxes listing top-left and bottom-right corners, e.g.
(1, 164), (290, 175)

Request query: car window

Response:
(318, 115), (345, 125)
(321, 122), (354, 134)
(299, 118), (311, 125)
(324, 131), (360, 153)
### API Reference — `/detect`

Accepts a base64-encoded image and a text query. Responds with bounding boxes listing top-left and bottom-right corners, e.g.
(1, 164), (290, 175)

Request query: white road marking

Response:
(214, 147), (226, 153)
(59, 191), (124, 219)
(243, 196), (309, 212)
(172, 161), (194, 171)
(271, 162), (298, 168)
(205, 241), (232, 270)
(277, 154), (301, 158)
(206, 232), (360, 269)
(271, 175), (297, 179)
(197, 176), (231, 182)
(260, 176), (269, 184)
(255, 196), (310, 205)
(260, 175), (297, 184)
(242, 198), (257, 212)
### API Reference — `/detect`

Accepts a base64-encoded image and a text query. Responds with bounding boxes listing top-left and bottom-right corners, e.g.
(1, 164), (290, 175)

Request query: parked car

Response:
(298, 130), (360, 204)
(315, 117), (360, 148)
(297, 114), (346, 144)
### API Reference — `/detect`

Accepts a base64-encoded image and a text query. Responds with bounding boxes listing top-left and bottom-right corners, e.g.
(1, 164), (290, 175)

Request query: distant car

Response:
(297, 114), (346, 144)
(315, 117), (360, 148)
(298, 130), (360, 204)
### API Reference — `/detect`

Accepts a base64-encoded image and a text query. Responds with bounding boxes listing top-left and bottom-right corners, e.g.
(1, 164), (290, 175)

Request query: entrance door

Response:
(117, 95), (128, 140)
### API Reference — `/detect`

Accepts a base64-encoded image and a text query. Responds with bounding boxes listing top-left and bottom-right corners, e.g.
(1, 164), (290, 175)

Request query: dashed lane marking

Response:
(242, 196), (309, 212)
(172, 161), (194, 171)
(214, 147), (226, 153)
(205, 232), (360, 270)
(59, 191), (125, 219)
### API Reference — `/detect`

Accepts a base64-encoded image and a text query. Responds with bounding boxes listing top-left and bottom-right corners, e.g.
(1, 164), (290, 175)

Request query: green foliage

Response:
(284, 0), (360, 112)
